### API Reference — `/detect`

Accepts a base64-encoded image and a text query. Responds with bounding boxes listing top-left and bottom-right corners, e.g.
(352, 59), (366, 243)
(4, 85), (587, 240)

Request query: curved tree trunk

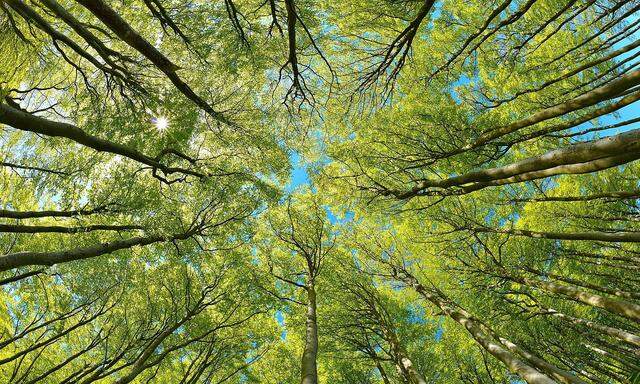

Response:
(384, 328), (426, 384)
(474, 226), (640, 243)
(0, 101), (206, 179)
(74, 0), (231, 125)
(495, 337), (587, 384)
(400, 355), (427, 384)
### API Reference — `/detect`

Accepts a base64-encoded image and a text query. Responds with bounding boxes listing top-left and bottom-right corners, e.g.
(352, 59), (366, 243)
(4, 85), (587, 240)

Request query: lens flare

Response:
(155, 116), (169, 131)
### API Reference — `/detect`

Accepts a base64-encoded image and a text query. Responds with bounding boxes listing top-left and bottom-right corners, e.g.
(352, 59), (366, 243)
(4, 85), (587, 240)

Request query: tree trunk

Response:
(496, 337), (587, 384)
(376, 360), (391, 384)
(301, 283), (319, 384)
(545, 307), (640, 348)
(0, 232), (191, 271)
(476, 226), (640, 243)
(512, 275), (640, 322)
(0, 101), (206, 179)
(74, 0), (231, 125)
(384, 328), (426, 384)
(400, 355), (427, 384)
(396, 271), (558, 384)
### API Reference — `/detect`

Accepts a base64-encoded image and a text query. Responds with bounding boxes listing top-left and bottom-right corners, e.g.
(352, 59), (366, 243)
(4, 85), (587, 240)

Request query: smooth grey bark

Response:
(458, 152), (639, 195)
(393, 128), (640, 198)
(395, 271), (557, 384)
(0, 206), (112, 219)
(495, 337), (587, 384)
(416, 67), (640, 163)
(470, 68), (640, 148)
(377, 303), (427, 384)
(509, 275), (640, 322)
(492, 37), (640, 104)
(510, 190), (640, 203)
(397, 349), (427, 384)
(0, 224), (143, 233)
(473, 226), (640, 243)
(0, 232), (191, 272)
(544, 307), (640, 348)
(526, 268), (640, 300)
(301, 282), (319, 384)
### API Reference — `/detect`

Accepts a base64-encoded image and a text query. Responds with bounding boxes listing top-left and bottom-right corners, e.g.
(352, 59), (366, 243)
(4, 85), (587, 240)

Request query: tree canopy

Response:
(1, 0), (639, 383)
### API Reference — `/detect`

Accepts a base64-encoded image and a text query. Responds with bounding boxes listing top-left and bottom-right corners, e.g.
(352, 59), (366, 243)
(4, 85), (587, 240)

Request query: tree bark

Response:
(396, 271), (557, 384)
(544, 307), (640, 348)
(0, 232), (191, 272)
(394, 128), (640, 198)
(472, 68), (640, 148)
(0, 224), (142, 233)
(381, 317), (426, 384)
(4, 0), (130, 84)
(496, 337), (587, 384)
(509, 190), (640, 203)
(301, 283), (319, 384)
(0, 206), (112, 219)
(473, 226), (640, 243)
(376, 360), (392, 384)
(509, 275), (640, 322)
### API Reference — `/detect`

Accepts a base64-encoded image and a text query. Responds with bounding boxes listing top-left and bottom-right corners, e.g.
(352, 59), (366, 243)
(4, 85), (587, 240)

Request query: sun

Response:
(155, 116), (169, 131)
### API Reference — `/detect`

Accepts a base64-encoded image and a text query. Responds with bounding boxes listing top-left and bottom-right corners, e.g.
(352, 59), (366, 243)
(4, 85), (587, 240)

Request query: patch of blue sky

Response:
(433, 324), (444, 342)
(482, 206), (521, 227)
(275, 310), (285, 325)
(407, 303), (428, 324)
(284, 128), (334, 194)
(499, 211), (520, 227)
(284, 150), (311, 193)
(275, 310), (288, 340)
(450, 74), (471, 104)
(484, 208), (496, 224)
(571, 100), (640, 141)
(324, 205), (354, 225)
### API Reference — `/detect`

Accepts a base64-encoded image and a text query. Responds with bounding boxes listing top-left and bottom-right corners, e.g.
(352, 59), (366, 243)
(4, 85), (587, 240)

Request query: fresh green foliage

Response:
(1, 0), (639, 383)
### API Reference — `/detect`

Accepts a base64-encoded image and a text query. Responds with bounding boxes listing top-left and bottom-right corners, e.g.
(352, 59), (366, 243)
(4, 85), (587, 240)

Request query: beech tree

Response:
(1, 0), (639, 383)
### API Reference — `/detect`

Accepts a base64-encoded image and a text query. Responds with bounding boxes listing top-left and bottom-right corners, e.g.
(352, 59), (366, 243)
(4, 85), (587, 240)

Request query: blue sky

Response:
(285, 151), (310, 192)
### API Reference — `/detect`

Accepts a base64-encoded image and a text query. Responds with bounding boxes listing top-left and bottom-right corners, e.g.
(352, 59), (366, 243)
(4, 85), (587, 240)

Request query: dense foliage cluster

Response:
(1, 0), (639, 382)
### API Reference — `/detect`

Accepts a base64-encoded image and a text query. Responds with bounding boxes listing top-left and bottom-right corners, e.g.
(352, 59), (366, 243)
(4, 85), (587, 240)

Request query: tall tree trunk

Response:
(509, 275), (640, 322)
(301, 283), (319, 384)
(399, 354), (427, 384)
(544, 307), (640, 348)
(74, 0), (231, 125)
(384, 327), (427, 384)
(0, 101), (206, 179)
(0, 231), (192, 271)
(395, 270), (558, 384)
(376, 360), (391, 384)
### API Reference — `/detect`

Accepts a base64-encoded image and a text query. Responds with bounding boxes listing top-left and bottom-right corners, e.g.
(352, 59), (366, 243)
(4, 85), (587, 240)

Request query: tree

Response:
(1, 0), (639, 383)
